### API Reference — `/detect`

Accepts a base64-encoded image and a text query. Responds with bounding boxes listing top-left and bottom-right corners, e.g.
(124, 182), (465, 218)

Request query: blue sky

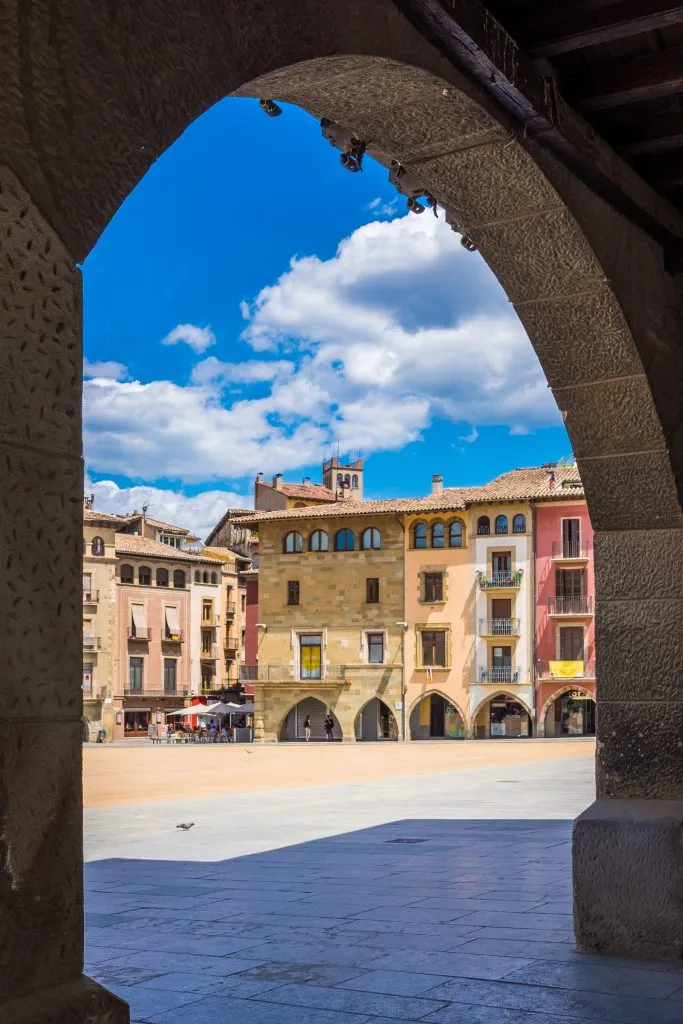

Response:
(83, 99), (571, 537)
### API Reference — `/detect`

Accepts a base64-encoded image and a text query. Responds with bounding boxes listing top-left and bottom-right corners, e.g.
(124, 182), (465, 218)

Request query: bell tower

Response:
(322, 455), (364, 500)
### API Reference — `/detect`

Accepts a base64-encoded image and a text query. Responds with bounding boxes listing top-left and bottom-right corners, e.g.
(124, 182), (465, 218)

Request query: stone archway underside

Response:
(2, 5), (683, 1019)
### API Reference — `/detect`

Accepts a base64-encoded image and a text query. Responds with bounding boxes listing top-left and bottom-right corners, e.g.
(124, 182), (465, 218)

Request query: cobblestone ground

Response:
(84, 741), (683, 1023)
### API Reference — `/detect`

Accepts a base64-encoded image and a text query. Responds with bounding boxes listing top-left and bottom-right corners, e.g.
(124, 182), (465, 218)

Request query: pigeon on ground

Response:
(176, 823), (195, 830)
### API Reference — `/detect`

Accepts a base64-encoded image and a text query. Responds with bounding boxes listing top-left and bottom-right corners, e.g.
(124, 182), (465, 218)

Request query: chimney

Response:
(547, 469), (556, 489)
(273, 473), (283, 491)
(255, 472), (264, 484)
(431, 474), (444, 495)
(302, 477), (311, 487)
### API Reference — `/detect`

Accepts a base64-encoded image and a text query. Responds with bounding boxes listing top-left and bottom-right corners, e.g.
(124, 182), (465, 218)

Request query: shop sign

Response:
(550, 660), (584, 678)
(568, 689), (589, 700)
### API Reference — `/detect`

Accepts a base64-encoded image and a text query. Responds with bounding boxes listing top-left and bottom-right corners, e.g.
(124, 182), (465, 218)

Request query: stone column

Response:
(0, 169), (127, 1022)
(573, 527), (683, 960)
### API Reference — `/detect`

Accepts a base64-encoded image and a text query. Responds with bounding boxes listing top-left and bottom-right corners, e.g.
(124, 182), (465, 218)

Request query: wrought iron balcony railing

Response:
(479, 618), (521, 636)
(479, 667), (520, 684)
(547, 596), (593, 615)
(476, 570), (523, 589)
(552, 540), (590, 560)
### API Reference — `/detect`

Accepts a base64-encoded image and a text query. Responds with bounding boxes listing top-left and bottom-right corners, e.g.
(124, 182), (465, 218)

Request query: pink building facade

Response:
(534, 498), (596, 736)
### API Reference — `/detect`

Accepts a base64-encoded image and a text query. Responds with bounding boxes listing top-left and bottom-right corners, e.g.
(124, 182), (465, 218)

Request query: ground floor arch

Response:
(472, 693), (532, 739)
(543, 688), (596, 738)
(409, 692), (466, 740)
(354, 698), (398, 741)
(279, 696), (342, 742)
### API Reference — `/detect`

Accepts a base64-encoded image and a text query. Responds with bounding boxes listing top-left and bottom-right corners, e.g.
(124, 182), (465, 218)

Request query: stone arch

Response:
(354, 697), (398, 741)
(276, 694), (343, 742)
(408, 689), (467, 740)
(470, 690), (534, 725)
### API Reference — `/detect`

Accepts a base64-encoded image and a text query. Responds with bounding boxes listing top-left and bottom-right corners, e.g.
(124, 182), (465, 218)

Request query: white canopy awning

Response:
(131, 603), (147, 630)
(165, 606), (180, 635)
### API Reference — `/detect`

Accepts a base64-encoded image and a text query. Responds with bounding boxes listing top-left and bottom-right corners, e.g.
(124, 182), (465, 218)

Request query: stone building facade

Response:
(82, 508), (120, 738)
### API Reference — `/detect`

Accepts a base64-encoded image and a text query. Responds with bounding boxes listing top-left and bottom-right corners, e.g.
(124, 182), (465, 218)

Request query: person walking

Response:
(324, 712), (334, 742)
(303, 714), (312, 742)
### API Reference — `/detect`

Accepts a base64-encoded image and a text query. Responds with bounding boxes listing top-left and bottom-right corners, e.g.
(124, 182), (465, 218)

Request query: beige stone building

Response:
(241, 505), (406, 741)
(82, 505), (120, 738)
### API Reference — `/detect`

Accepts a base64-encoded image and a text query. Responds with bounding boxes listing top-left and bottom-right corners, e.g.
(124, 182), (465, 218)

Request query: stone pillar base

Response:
(573, 798), (683, 960)
(3, 976), (129, 1024)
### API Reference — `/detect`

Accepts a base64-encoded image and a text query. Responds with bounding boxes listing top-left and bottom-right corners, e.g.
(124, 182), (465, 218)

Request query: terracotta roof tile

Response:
(261, 481), (338, 502)
(240, 465), (583, 524)
(83, 508), (132, 525)
(114, 533), (222, 563)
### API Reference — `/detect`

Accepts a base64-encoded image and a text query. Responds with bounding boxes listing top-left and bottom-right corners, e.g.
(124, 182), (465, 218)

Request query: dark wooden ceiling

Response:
(401, 1), (683, 262)
(486, 0), (683, 208)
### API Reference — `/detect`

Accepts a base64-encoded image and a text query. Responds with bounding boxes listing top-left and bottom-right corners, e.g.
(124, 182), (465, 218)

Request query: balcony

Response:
(83, 590), (99, 603)
(201, 616), (219, 628)
(225, 638), (239, 657)
(537, 660), (595, 681)
(243, 663), (382, 687)
(547, 596), (593, 616)
(552, 541), (590, 562)
(124, 685), (190, 697)
(83, 635), (101, 651)
(225, 601), (236, 618)
(128, 627), (152, 641)
(240, 664), (259, 681)
(479, 618), (520, 636)
(200, 644), (219, 660)
(163, 630), (183, 643)
(479, 667), (520, 684)
(476, 569), (523, 590)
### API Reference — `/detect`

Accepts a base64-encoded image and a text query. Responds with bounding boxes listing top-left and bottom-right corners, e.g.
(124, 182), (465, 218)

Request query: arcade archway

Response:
(354, 698), (399, 741)
(472, 693), (533, 739)
(409, 692), (466, 740)
(279, 697), (342, 742)
(543, 689), (596, 738)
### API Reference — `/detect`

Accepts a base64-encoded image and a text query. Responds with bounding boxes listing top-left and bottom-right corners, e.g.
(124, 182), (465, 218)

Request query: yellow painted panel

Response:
(419, 698), (431, 726)
(549, 660), (584, 678)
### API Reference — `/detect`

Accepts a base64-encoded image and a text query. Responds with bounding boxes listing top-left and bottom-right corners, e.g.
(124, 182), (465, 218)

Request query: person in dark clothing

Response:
(303, 714), (312, 742)
(324, 713), (334, 741)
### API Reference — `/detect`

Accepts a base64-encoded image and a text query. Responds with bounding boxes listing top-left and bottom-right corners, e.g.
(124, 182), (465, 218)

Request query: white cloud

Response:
(83, 359), (128, 381)
(191, 357), (294, 386)
(161, 323), (216, 353)
(84, 212), (561, 490)
(85, 477), (250, 541)
(458, 426), (479, 444)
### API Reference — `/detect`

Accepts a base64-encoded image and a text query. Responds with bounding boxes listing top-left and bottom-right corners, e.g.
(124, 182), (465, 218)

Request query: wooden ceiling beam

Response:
(635, 152), (683, 189)
(397, 0), (683, 260)
(571, 46), (683, 112)
(521, 2), (683, 58)
(613, 109), (683, 156)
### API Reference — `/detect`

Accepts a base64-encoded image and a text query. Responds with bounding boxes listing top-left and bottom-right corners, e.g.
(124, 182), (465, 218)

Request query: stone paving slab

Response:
(85, 752), (683, 1024)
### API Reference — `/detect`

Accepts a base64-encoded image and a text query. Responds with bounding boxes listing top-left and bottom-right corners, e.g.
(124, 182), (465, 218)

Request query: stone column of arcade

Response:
(574, 525), (683, 959)
(0, 169), (128, 1022)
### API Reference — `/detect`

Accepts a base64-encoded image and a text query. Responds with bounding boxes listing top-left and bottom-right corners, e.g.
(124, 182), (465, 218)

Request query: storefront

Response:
(123, 708), (150, 736)
(544, 689), (596, 737)
(410, 693), (465, 739)
(488, 697), (531, 738)
(355, 698), (399, 740)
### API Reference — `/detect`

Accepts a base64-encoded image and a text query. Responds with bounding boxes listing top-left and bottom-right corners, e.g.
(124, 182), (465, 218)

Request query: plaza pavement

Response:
(84, 741), (683, 1023)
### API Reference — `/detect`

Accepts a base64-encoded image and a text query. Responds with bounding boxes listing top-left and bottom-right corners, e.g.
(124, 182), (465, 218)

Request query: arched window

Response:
(449, 519), (464, 548)
(156, 567), (169, 587)
(120, 564), (134, 584)
(477, 516), (490, 536)
(344, 473), (351, 485)
(335, 529), (355, 551)
(91, 536), (104, 556)
(210, 572), (218, 584)
(194, 571), (201, 583)
(309, 530), (329, 552)
(173, 569), (186, 589)
(361, 527), (381, 550)
(495, 515), (509, 535)
(202, 571), (209, 583)
(337, 473), (343, 486)
(352, 475), (359, 489)
(283, 531), (304, 554)
(431, 522), (445, 548)
(413, 522), (427, 549)
(512, 514), (526, 534)
(138, 566), (151, 585)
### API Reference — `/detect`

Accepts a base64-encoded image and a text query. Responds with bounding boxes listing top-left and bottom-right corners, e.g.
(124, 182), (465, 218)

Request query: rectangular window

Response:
(82, 663), (93, 694)
(367, 633), (384, 664)
(241, 594), (246, 612)
(131, 603), (147, 638)
(559, 626), (584, 661)
(164, 605), (180, 639)
(492, 645), (512, 668)
(491, 598), (511, 619)
(300, 634), (322, 680)
(424, 572), (443, 602)
(129, 657), (143, 693)
(163, 658), (177, 694)
(201, 666), (215, 691)
(562, 518), (581, 558)
(366, 577), (379, 603)
(556, 569), (585, 598)
(287, 580), (300, 605)
(202, 600), (213, 622)
(421, 630), (446, 667)
(492, 552), (511, 574)
(82, 573), (92, 599)
(201, 629), (213, 655)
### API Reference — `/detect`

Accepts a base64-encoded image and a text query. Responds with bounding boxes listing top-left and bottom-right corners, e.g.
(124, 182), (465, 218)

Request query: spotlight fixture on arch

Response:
(389, 160), (437, 215)
(259, 98), (282, 117)
(445, 210), (477, 251)
(320, 117), (366, 172)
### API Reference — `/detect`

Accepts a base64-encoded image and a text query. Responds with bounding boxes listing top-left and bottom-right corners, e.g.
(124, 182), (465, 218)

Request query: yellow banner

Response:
(549, 660), (584, 679)
(301, 645), (321, 675)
